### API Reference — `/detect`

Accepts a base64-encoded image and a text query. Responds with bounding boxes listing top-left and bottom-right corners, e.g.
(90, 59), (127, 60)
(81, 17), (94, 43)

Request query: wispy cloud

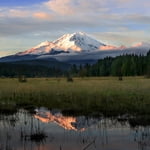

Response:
(8, 9), (30, 18)
(94, 30), (150, 46)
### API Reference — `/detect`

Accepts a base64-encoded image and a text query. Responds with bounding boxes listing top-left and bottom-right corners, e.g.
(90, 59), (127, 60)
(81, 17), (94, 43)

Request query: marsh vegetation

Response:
(0, 77), (149, 116)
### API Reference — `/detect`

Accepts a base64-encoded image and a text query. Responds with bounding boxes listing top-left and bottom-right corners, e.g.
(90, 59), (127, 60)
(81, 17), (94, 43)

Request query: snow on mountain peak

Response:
(53, 32), (105, 52)
(34, 40), (50, 49)
(17, 32), (106, 55)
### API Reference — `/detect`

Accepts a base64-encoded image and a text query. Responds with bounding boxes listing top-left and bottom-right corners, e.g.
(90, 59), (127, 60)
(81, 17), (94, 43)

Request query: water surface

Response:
(0, 108), (150, 150)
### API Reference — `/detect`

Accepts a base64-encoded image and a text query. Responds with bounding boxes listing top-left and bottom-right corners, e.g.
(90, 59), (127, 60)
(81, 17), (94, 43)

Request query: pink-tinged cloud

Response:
(100, 45), (118, 50)
(33, 12), (53, 20)
(132, 42), (143, 47)
(44, 0), (74, 15)
(44, 0), (108, 16)
(132, 42), (150, 48)
(100, 45), (126, 50)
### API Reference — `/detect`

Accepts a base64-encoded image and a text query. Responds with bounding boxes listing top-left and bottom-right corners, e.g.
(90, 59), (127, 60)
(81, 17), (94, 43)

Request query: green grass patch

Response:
(0, 77), (149, 116)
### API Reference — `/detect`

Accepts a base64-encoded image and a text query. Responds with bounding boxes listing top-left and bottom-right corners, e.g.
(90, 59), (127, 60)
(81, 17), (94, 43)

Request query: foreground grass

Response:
(0, 77), (150, 116)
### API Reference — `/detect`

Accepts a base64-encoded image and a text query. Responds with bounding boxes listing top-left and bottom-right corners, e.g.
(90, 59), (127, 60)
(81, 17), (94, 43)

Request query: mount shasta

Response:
(0, 32), (149, 66)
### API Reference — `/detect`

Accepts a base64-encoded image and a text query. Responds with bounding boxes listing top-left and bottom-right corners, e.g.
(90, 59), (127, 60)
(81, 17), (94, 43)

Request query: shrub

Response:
(18, 75), (27, 83)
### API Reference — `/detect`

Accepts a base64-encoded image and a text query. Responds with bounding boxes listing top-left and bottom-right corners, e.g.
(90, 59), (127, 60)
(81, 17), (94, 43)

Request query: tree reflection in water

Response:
(0, 108), (150, 150)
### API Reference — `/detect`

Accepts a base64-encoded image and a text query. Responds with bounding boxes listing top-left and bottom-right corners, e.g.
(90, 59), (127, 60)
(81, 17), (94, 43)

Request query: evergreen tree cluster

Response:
(0, 63), (64, 77)
(70, 50), (150, 77)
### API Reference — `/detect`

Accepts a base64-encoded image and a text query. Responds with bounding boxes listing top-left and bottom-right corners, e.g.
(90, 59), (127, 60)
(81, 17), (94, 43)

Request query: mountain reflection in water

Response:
(0, 108), (150, 150)
(34, 108), (100, 131)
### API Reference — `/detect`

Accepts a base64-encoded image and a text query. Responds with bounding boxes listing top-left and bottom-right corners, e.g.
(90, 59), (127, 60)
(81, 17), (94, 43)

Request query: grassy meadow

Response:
(0, 77), (150, 116)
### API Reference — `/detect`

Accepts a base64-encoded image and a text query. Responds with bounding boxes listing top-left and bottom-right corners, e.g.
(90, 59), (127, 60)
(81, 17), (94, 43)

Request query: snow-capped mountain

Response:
(17, 32), (106, 55)
(52, 32), (105, 52)
(0, 32), (149, 65)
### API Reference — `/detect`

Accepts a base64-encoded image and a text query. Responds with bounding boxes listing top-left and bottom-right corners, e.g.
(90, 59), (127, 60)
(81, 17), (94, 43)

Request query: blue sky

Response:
(0, 0), (150, 56)
(0, 0), (47, 6)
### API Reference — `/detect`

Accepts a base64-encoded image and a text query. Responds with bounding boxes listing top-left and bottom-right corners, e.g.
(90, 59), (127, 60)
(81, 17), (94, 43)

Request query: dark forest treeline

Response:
(0, 63), (64, 77)
(0, 50), (149, 77)
(70, 50), (150, 77)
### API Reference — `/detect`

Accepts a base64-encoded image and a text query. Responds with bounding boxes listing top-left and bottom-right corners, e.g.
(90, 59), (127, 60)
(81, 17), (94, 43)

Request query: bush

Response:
(66, 76), (73, 82)
(18, 75), (27, 83)
(118, 76), (123, 81)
